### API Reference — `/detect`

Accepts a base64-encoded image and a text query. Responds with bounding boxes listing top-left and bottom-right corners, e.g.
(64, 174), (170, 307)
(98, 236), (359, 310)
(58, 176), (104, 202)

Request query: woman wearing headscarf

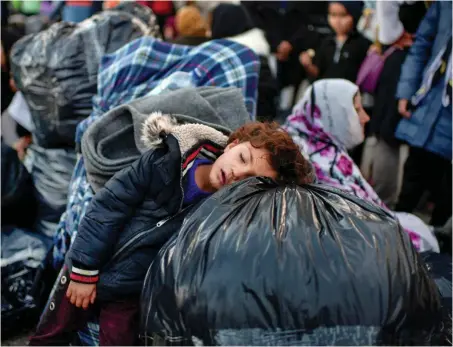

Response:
(210, 3), (278, 121)
(283, 78), (440, 253)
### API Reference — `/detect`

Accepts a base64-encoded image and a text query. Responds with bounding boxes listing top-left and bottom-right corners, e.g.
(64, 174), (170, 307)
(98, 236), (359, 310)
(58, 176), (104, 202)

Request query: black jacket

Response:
(242, 1), (330, 88)
(242, 1), (328, 53)
(313, 32), (371, 83)
(169, 36), (209, 46)
(69, 114), (226, 301)
(369, 48), (408, 145)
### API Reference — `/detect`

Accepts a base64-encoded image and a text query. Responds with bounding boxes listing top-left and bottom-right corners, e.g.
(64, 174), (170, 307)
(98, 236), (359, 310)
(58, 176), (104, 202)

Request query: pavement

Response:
(2, 330), (32, 346)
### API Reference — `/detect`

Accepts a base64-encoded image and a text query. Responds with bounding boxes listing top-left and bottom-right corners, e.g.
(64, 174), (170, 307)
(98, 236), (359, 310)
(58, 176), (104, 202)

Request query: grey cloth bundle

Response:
(81, 86), (250, 191)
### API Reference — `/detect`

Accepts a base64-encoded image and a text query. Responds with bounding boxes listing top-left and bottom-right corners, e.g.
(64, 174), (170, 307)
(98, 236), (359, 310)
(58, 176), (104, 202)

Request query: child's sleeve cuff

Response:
(70, 265), (99, 284)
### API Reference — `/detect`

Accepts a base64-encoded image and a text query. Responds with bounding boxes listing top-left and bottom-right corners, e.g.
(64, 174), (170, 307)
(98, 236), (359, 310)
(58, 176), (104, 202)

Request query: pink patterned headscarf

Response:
(283, 79), (439, 253)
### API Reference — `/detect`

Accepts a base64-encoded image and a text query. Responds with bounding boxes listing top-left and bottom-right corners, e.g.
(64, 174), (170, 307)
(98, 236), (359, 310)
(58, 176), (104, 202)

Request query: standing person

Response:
(357, 1), (377, 42)
(28, 115), (313, 346)
(209, 4), (278, 121)
(1, 23), (24, 114)
(299, 1), (370, 83)
(394, 1), (452, 227)
(242, 1), (328, 94)
(367, 0), (428, 208)
(1, 11), (30, 152)
(298, 1), (370, 167)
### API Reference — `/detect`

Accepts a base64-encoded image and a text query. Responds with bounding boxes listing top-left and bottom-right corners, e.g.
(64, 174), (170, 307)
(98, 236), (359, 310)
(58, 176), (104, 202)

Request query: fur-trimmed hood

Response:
(141, 112), (229, 156)
(82, 86), (250, 192)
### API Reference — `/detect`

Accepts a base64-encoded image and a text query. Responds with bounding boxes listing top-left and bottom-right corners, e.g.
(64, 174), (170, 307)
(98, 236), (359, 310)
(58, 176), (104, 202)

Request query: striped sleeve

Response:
(70, 262), (99, 284)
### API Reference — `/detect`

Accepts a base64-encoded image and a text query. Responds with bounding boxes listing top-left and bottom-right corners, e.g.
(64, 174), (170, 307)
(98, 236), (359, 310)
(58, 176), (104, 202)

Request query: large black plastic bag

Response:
(9, 3), (159, 148)
(24, 144), (77, 238)
(141, 178), (445, 346)
(1, 142), (37, 228)
(420, 251), (452, 345)
(1, 226), (54, 337)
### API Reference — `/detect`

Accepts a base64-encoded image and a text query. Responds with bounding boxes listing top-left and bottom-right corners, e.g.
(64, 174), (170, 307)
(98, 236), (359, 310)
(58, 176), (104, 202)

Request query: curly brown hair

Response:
(228, 122), (315, 185)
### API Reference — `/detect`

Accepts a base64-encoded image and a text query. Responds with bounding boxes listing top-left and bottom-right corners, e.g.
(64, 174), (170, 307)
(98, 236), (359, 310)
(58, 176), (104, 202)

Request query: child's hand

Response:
(393, 31), (414, 50)
(66, 280), (96, 310)
(368, 44), (381, 54)
(276, 40), (293, 61)
(299, 51), (313, 67)
(13, 135), (32, 161)
(398, 99), (411, 119)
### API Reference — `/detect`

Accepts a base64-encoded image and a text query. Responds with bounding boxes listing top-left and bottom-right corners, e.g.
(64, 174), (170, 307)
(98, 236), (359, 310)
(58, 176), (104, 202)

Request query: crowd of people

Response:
(1, 0), (452, 346)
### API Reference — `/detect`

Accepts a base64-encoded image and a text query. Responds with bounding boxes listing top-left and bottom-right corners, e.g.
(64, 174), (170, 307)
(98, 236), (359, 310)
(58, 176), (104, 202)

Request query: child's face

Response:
(209, 141), (277, 190)
(328, 3), (354, 36)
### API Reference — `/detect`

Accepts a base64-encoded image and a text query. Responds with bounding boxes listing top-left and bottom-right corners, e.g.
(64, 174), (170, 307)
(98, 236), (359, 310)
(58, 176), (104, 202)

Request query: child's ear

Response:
(225, 139), (239, 152)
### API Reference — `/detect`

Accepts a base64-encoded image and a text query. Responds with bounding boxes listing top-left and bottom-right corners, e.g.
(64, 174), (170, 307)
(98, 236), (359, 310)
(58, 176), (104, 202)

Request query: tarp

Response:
(10, 2), (160, 148)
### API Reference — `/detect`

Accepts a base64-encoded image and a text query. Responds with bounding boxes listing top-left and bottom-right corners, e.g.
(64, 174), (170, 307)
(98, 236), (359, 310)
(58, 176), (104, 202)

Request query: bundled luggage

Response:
(1, 226), (57, 338)
(24, 144), (77, 238)
(9, 2), (160, 148)
(1, 142), (36, 228)
(141, 178), (447, 345)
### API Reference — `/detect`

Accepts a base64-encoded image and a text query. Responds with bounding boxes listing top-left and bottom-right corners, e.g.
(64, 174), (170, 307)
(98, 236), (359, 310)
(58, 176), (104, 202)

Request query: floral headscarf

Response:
(283, 79), (439, 253)
(291, 79), (364, 151)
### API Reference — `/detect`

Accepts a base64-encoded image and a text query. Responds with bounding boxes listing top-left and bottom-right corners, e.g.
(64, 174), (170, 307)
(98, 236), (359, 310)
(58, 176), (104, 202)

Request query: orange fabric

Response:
(103, 0), (121, 9)
(66, 0), (93, 7)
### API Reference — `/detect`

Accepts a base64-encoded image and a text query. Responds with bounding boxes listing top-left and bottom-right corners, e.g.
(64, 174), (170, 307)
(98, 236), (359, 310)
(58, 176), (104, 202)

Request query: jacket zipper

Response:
(111, 157), (186, 262)
(178, 162), (185, 211)
(110, 204), (189, 262)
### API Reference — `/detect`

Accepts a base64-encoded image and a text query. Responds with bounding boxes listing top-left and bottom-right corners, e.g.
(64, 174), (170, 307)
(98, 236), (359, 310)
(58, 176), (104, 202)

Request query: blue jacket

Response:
(69, 115), (227, 301)
(395, 1), (452, 160)
(50, 1), (103, 23)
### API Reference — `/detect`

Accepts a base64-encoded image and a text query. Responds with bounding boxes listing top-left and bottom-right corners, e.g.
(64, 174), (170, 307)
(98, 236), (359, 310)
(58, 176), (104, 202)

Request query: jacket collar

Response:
(141, 112), (228, 156)
(143, 113), (227, 211)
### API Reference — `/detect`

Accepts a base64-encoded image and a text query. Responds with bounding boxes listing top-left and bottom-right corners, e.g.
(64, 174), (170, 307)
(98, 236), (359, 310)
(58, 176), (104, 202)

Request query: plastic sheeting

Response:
(1, 226), (53, 336)
(1, 142), (37, 228)
(23, 144), (77, 238)
(10, 2), (160, 148)
(141, 178), (446, 346)
(420, 251), (452, 345)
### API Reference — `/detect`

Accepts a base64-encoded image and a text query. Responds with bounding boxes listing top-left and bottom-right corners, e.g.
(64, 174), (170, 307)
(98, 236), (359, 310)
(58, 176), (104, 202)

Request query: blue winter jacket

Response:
(69, 115), (226, 301)
(395, 1), (452, 160)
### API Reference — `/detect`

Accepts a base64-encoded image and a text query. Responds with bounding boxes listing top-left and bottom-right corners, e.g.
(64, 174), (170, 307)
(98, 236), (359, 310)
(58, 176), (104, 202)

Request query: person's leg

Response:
(99, 299), (140, 346)
(430, 159), (452, 227)
(371, 138), (400, 209)
(395, 146), (433, 213)
(360, 136), (376, 181)
(29, 267), (91, 346)
(156, 15), (167, 38)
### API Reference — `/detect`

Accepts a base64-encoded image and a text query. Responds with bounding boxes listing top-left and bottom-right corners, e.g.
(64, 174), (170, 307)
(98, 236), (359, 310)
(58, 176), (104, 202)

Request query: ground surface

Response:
(3, 330), (32, 346)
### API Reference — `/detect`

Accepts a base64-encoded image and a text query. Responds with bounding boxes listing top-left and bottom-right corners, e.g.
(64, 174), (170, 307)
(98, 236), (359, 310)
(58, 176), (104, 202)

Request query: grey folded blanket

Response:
(81, 86), (250, 191)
